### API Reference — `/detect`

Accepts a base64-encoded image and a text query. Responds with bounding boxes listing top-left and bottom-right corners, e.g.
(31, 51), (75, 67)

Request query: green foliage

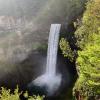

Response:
(23, 91), (44, 100)
(0, 87), (44, 100)
(74, 38), (100, 98)
(59, 38), (75, 62)
(0, 87), (20, 100)
(75, 0), (100, 49)
(73, 0), (100, 99)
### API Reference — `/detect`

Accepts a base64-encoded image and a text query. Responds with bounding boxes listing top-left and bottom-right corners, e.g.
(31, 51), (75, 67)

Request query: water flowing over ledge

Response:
(29, 24), (62, 96)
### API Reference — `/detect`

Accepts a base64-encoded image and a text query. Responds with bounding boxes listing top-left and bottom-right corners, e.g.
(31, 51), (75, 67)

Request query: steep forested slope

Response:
(75, 0), (100, 100)
(74, 0), (100, 99)
(60, 0), (100, 99)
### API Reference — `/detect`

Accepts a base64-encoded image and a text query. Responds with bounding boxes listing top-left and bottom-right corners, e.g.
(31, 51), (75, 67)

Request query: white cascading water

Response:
(30, 24), (62, 95)
(46, 24), (61, 75)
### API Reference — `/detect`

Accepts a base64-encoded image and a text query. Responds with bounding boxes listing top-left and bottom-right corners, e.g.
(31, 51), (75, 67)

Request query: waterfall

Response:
(29, 24), (62, 95)
(46, 24), (61, 75)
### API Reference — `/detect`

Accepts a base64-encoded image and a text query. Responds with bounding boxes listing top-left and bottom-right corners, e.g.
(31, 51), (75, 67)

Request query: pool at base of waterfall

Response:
(28, 73), (62, 96)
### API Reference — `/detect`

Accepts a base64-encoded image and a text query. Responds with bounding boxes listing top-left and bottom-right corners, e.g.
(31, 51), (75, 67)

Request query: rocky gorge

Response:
(0, 0), (86, 99)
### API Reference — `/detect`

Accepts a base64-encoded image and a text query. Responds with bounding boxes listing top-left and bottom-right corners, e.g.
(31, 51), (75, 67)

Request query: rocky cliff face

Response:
(0, 0), (86, 62)
(0, 0), (86, 88)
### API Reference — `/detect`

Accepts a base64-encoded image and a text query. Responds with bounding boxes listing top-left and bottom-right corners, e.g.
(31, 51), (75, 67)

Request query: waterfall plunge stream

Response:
(46, 24), (61, 75)
(29, 24), (62, 95)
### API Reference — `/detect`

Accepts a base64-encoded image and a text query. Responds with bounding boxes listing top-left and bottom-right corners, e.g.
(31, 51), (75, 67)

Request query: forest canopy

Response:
(60, 0), (100, 99)
(74, 0), (100, 99)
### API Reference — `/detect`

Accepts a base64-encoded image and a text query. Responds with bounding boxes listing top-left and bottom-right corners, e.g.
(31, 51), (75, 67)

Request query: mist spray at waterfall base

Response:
(28, 24), (62, 96)
(32, 73), (62, 95)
